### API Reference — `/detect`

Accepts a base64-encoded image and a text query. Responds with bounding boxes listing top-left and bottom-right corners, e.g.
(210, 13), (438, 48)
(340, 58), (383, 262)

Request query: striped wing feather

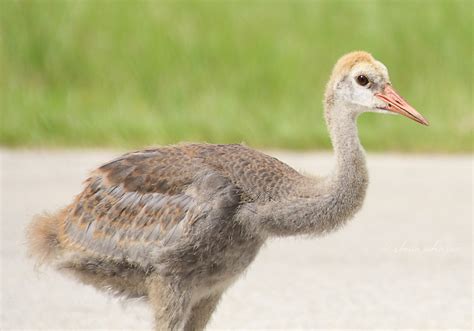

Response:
(60, 148), (211, 262)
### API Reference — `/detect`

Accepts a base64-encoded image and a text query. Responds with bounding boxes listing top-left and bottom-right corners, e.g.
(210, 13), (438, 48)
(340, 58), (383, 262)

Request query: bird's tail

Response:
(26, 208), (68, 265)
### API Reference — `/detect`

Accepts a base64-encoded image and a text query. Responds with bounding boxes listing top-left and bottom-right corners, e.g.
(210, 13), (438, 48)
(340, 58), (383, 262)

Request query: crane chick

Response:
(27, 51), (428, 330)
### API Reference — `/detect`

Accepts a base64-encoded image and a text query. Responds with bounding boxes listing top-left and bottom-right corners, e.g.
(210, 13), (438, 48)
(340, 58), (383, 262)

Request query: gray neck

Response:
(245, 99), (369, 237)
(325, 101), (368, 191)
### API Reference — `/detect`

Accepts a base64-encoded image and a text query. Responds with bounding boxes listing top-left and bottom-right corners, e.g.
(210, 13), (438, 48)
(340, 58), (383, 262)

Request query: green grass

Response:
(0, 0), (472, 152)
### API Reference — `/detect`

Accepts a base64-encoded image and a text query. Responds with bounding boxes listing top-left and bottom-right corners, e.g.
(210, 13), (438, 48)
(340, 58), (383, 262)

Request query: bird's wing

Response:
(59, 148), (240, 264)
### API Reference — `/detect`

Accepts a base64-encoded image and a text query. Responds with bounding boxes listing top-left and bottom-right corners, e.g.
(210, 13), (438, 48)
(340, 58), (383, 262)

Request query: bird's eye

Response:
(356, 75), (369, 86)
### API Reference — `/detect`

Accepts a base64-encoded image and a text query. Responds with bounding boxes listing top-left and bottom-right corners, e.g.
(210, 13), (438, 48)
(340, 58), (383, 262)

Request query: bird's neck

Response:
(325, 101), (368, 191)
(242, 100), (369, 237)
(242, 91), (369, 237)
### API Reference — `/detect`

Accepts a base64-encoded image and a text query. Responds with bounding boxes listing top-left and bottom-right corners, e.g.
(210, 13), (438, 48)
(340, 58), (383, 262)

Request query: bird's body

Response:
(27, 51), (428, 330)
(41, 144), (303, 297)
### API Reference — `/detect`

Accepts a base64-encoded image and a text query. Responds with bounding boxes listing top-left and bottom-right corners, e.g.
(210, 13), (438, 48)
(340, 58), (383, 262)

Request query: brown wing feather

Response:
(60, 175), (204, 263)
(98, 147), (198, 195)
(59, 147), (208, 262)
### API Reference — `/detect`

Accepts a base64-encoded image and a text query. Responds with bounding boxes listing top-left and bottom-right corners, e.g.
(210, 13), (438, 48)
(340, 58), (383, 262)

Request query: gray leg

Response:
(184, 292), (222, 331)
(148, 278), (191, 331)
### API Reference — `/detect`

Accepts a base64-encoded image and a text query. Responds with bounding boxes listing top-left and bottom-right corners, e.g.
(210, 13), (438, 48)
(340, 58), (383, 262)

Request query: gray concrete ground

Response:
(0, 149), (472, 330)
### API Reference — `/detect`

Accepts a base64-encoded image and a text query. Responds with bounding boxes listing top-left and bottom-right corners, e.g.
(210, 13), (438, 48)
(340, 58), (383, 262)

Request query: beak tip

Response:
(377, 85), (430, 127)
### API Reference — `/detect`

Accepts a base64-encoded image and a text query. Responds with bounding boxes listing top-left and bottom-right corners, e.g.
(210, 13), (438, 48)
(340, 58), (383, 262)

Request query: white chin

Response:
(373, 108), (395, 115)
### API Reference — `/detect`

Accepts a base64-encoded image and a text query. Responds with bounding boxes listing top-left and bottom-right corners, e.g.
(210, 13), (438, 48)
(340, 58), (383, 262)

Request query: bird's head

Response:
(325, 51), (428, 126)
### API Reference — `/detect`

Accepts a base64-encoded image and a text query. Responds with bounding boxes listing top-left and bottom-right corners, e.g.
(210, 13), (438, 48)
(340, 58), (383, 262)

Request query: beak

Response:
(375, 84), (429, 126)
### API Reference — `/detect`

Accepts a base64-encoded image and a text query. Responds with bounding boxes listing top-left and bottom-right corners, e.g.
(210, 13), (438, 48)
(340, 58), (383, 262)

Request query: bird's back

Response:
(99, 143), (302, 200)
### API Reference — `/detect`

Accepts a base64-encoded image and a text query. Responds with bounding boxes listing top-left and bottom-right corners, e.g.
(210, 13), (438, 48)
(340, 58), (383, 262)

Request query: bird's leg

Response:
(183, 292), (223, 331)
(148, 277), (191, 331)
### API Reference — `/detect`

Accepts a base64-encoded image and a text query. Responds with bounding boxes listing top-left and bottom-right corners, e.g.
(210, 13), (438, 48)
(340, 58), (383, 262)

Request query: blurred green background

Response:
(1, 0), (472, 152)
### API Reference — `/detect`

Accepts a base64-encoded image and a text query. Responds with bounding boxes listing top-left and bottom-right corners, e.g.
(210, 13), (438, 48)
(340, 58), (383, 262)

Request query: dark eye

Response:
(356, 75), (369, 86)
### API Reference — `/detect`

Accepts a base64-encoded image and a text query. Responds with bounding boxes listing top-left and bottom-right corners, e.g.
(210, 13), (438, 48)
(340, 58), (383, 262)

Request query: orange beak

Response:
(375, 84), (429, 126)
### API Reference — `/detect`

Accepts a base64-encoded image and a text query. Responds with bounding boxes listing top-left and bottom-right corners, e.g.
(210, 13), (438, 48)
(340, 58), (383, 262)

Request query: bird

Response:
(27, 51), (428, 330)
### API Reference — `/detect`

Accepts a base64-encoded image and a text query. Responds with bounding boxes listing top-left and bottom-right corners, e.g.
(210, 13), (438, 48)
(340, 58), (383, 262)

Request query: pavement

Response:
(0, 149), (472, 330)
